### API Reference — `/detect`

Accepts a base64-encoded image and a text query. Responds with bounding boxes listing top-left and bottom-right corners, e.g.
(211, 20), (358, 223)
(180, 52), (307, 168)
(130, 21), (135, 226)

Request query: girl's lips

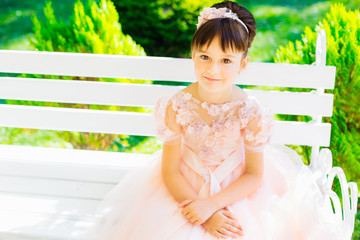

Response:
(204, 76), (221, 81)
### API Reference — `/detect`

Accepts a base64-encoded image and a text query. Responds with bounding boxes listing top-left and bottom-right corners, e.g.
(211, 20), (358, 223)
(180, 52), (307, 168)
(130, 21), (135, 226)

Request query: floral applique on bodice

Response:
(153, 88), (274, 167)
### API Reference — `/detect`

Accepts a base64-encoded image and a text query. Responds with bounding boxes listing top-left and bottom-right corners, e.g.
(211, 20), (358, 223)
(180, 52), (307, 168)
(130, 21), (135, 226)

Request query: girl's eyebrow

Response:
(198, 50), (236, 58)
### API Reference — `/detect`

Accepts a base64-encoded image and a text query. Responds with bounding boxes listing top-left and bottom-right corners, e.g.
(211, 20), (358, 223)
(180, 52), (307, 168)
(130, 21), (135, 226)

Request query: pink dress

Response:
(84, 88), (344, 240)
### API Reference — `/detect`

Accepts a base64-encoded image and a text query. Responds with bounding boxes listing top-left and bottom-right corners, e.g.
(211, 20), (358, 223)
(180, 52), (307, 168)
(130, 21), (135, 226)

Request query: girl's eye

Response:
(199, 55), (231, 63)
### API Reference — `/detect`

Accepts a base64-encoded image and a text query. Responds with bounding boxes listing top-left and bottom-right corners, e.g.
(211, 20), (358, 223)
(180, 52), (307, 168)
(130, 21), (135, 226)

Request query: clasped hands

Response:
(178, 197), (218, 225)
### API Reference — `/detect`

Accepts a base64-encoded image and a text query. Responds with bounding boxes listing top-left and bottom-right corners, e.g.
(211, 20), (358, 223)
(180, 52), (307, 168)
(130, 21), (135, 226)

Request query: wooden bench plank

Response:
(0, 104), (156, 136)
(0, 175), (114, 200)
(0, 144), (152, 166)
(0, 210), (96, 240)
(0, 159), (128, 183)
(0, 144), (154, 182)
(0, 50), (336, 89)
(0, 193), (101, 221)
(0, 77), (334, 116)
(0, 104), (332, 145)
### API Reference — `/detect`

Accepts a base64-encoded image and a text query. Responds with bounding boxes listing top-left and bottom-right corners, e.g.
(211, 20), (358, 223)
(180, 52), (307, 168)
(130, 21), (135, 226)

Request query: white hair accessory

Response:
(196, 7), (249, 34)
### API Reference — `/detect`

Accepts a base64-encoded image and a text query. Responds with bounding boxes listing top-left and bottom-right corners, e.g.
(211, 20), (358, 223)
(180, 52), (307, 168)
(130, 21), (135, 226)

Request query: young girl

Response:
(84, 1), (344, 239)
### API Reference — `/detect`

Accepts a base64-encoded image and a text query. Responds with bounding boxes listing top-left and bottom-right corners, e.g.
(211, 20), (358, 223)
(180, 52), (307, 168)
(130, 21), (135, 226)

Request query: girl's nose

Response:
(207, 62), (220, 74)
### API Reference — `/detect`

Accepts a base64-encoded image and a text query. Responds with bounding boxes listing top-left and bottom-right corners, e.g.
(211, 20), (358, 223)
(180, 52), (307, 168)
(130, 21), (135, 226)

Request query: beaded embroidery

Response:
(178, 91), (247, 128)
(153, 89), (274, 153)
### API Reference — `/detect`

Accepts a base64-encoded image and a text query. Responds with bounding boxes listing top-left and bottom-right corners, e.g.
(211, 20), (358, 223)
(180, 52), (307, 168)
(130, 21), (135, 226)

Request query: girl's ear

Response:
(239, 55), (250, 74)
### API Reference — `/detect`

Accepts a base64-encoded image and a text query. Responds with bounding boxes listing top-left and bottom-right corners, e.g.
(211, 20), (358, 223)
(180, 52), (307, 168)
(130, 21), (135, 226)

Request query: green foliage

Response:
(0, 127), (72, 148)
(29, 0), (146, 55)
(354, 211), (360, 239)
(3, 0), (151, 151)
(274, 3), (360, 237)
(330, 0), (360, 12)
(110, 135), (163, 154)
(110, 0), (218, 58)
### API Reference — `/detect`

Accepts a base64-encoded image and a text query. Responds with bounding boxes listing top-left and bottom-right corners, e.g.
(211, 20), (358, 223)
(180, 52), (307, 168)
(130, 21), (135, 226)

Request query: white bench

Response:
(0, 29), (357, 240)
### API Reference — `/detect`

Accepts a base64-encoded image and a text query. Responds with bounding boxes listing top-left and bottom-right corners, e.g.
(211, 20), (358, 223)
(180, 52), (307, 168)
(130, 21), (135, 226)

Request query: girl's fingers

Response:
(224, 223), (244, 236)
(189, 215), (199, 224)
(218, 227), (243, 238)
(214, 230), (231, 239)
(228, 219), (243, 231)
(178, 199), (193, 208)
(222, 212), (243, 231)
(223, 210), (237, 220)
(223, 211), (241, 224)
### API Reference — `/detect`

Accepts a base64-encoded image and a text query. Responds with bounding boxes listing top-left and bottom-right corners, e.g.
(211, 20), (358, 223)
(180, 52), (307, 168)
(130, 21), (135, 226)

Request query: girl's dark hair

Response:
(191, 1), (256, 60)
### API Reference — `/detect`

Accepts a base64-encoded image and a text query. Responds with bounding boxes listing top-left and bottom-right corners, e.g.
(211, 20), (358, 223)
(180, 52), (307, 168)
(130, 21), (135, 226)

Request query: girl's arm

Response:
(209, 149), (264, 211)
(209, 98), (273, 211)
(160, 100), (200, 203)
(161, 137), (200, 203)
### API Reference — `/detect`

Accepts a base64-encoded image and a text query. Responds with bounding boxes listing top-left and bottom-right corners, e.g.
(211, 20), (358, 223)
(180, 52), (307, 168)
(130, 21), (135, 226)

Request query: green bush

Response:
(4, 0), (150, 151)
(274, 2), (359, 238)
(30, 0), (146, 55)
(111, 0), (218, 58)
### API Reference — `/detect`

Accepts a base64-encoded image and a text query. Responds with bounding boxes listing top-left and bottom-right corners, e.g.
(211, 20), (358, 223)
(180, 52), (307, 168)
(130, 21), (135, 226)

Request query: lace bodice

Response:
(152, 88), (274, 165)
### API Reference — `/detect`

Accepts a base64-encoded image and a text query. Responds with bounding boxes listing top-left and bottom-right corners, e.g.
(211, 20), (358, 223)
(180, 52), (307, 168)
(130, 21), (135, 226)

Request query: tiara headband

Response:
(196, 7), (249, 34)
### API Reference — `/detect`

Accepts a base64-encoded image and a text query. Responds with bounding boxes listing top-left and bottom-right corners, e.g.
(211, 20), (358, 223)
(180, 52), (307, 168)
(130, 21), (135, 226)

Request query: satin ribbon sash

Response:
(182, 144), (243, 198)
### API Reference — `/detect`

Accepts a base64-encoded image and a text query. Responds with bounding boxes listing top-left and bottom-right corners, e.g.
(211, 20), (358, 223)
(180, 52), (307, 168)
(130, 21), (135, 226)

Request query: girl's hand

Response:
(178, 198), (218, 225)
(203, 208), (244, 239)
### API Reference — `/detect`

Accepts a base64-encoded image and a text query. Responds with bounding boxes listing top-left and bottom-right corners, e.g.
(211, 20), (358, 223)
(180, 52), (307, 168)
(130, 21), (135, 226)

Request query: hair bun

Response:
(211, 0), (256, 46)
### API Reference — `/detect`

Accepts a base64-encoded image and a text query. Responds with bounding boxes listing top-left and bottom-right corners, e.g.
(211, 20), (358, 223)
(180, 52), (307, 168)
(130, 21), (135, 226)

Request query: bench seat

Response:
(0, 144), (153, 240)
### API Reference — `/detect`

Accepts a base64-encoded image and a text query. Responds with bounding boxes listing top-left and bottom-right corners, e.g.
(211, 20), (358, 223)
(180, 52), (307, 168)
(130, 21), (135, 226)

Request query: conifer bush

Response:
(5, 0), (148, 151)
(274, 3), (359, 238)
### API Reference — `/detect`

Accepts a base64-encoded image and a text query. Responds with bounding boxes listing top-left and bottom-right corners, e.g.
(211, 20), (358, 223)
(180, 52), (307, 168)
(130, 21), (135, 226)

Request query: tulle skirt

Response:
(82, 144), (344, 240)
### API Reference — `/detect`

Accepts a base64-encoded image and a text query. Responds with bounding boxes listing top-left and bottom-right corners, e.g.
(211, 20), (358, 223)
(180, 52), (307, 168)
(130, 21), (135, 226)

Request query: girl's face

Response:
(191, 36), (249, 92)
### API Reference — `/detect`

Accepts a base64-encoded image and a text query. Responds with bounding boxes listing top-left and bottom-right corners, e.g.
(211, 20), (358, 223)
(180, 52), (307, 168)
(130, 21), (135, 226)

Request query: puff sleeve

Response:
(243, 97), (274, 152)
(153, 97), (182, 144)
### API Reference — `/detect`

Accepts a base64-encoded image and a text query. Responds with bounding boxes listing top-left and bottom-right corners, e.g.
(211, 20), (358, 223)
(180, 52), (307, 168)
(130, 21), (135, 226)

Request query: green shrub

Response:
(111, 0), (218, 58)
(4, 0), (150, 151)
(354, 211), (360, 239)
(274, 3), (360, 238)
(30, 0), (146, 56)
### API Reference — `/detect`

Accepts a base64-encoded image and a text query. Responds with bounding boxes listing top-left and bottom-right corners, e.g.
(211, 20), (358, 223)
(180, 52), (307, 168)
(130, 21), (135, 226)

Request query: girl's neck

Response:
(196, 82), (234, 104)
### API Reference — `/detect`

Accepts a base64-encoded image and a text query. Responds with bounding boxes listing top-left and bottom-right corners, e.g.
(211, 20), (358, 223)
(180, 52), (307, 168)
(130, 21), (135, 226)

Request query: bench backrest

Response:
(0, 30), (336, 201)
(0, 31), (335, 149)
(0, 29), (335, 202)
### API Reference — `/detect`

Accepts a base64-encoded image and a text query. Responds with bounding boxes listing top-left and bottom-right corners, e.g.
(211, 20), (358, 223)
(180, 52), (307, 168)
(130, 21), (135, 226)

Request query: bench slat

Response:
(0, 144), (153, 183)
(0, 144), (152, 167)
(0, 77), (334, 116)
(0, 210), (94, 240)
(0, 50), (336, 89)
(0, 193), (101, 221)
(0, 104), (332, 146)
(0, 159), (129, 183)
(0, 175), (114, 200)
(0, 104), (156, 136)
(0, 144), (156, 199)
